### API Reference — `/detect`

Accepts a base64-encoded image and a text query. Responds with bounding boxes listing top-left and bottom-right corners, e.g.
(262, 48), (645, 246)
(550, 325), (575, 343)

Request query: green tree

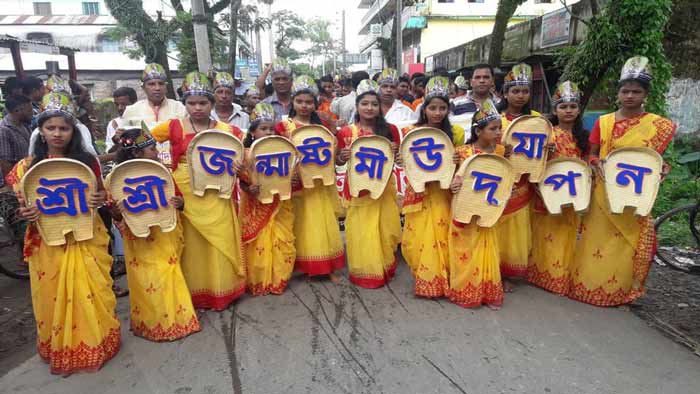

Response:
(558, 0), (673, 115)
(488, 0), (527, 67)
(272, 10), (306, 61)
(305, 18), (339, 74)
(104, 0), (180, 97)
(221, 0), (272, 75)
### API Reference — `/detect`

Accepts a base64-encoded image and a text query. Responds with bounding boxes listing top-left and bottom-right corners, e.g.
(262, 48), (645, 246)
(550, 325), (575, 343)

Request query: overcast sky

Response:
(257, 0), (366, 63)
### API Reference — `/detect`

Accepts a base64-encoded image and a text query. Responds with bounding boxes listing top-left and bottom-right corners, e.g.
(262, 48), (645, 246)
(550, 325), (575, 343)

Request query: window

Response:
(467, 0), (485, 3)
(82, 2), (100, 15)
(438, 0), (455, 3)
(33, 2), (51, 16)
(26, 32), (53, 44)
(534, 0), (554, 3)
(98, 37), (120, 52)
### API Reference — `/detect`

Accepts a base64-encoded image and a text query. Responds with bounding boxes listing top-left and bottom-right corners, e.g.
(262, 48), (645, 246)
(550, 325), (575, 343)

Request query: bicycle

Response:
(654, 199), (700, 275)
(0, 191), (29, 279)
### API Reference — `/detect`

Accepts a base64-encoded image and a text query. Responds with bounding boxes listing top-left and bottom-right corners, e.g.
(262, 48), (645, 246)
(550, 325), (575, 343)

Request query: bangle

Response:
(588, 156), (600, 166)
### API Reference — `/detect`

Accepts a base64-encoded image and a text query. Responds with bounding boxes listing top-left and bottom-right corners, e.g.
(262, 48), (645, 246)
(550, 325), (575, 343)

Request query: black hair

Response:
(264, 83), (274, 97)
(467, 116), (495, 144)
(549, 109), (589, 154)
(320, 75), (333, 84)
(31, 114), (95, 168)
(352, 71), (370, 89)
(371, 72), (381, 82)
(21, 76), (43, 96)
(5, 94), (31, 112)
(617, 79), (650, 93)
(340, 78), (352, 87)
(496, 84), (532, 115)
(288, 90), (323, 125)
(416, 96), (453, 143)
(4, 77), (21, 95)
(114, 128), (147, 164)
(398, 75), (410, 84)
(413, 76), (428, 88)
(470, 63), (494, 79)
(182, 93), (215, 104)
(411, 72), (426, 82)
(112, 86), (138, 104)
(354, 91), (396, 143)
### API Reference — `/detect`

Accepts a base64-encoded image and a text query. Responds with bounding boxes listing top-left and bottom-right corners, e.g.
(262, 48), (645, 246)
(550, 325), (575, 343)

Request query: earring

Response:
(40, 134), (46, 143)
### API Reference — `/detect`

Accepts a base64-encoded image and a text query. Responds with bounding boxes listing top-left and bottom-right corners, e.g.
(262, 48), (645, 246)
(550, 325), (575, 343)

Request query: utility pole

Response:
(268, 2), (275, 60)
(395, 0), (402, 73)
(255, 8), (263, 72)
(341, 9), (346, 71)
(192, 0), (212, 73)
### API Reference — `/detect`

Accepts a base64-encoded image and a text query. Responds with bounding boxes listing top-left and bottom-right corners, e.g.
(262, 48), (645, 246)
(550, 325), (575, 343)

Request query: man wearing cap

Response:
(122, 63), (186, 127)
(260, 59), (293, 122)
(121, 63), (186, 165)
(211, 72), (250, 131)
(377, 68), (415, 125)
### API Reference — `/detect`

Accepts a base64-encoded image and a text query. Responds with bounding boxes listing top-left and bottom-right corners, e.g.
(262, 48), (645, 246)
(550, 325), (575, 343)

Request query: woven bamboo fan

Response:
(347, 135), (394, 199)
(105, 159), (177, 237)
(603, 147), (662, 216)
(187, 129), (244, 199)
(20, 158), (97, 246)
(538, 157), (592, 215)
(250, 135), (297, 203)
(400, 127), (456, 193)
(291, 125), (337, 189)
(502, 115), (552, 182)
(451, 154), (515, 227)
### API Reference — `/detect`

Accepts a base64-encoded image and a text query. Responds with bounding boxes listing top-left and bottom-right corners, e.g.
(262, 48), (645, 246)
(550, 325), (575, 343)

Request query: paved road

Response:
(2, 260), (700, 394)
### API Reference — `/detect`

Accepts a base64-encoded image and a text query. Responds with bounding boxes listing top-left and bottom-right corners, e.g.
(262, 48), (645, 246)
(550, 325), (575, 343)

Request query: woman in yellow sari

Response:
(274, 76), (345, 280)
(447, 100), (507, 308)
(151, 72), (246, 310)
(400, 76), (464, 298)
(568, 56), (675, 306)
(240, 103), (296, 295)
(495, 63), (541, 287)
(8, 92), (120, 374)
(110, 127), (200, 341)
(337, 79), (402, 288)
(527, 81), (588, 295)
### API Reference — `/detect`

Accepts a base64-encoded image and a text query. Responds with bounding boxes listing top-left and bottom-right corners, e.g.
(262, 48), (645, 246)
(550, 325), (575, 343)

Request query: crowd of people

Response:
(0, 54), (675, 375)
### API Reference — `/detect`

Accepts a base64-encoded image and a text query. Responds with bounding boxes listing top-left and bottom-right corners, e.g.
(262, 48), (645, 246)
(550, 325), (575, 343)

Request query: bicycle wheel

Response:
(654, 203), (700, 275)
(0, 192), (29, 280)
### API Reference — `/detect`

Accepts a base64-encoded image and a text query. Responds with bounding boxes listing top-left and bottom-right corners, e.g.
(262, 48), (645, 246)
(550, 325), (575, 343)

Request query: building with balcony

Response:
(357, 0), (578, 74)
(0, 0), (186, 98)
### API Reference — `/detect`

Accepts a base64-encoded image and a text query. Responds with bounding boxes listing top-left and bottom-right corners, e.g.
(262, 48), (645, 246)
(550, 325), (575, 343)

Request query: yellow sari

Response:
(6, 158), (120, 374)
(568, 112), (675, 306)
(152, 119), (246, 310)
(276, 119), (345, 276)
(527, 126), (583, 295)
(400, 125), (464, 297)
(119, 219), (200, 341)
(447, 145), (505, 308)
(240, 161), (296, 295)
(343, 126), (402, 288)
(496, 111), (541, 277)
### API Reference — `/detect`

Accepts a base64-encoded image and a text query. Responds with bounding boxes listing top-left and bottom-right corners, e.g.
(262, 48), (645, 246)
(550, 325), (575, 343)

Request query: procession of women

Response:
(6, 53), (675, 375)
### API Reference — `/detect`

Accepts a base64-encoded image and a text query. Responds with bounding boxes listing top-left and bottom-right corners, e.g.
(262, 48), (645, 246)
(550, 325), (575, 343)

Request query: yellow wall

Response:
(419, 18), (522, 59)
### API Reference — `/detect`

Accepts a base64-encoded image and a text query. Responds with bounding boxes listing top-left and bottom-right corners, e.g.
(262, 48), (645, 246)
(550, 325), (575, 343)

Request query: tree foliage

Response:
(488, 0), (527, 67)
(558, 0), (673, 115)
(272, 10), (306, 61)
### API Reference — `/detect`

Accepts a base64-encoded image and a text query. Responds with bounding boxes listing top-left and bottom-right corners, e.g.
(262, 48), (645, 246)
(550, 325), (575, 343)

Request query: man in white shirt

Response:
(377, 68), (416, 125)
(105, 87), (138, 152)
(210, 71), (250, 132)
(121, 63), (186, 165)
(331, 71), (368, 125)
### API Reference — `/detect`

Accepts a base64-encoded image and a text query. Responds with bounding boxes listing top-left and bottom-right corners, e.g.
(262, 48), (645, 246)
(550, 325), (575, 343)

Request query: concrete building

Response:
(0, 0), (187, 99)
(357, 0), (577, 74)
